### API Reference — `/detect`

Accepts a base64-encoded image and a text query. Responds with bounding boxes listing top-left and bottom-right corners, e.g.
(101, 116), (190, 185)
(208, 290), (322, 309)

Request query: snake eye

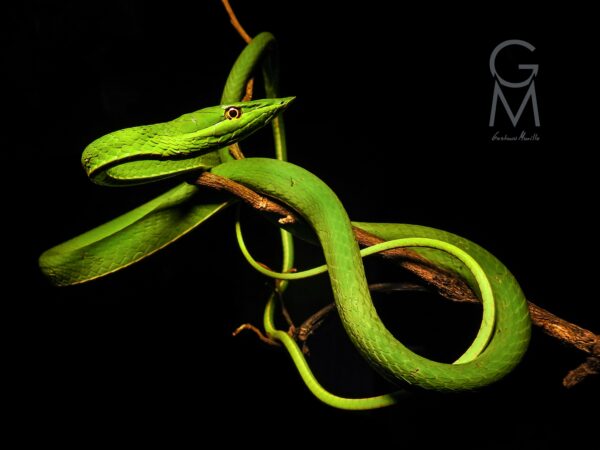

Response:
(224, 106), (242, 120)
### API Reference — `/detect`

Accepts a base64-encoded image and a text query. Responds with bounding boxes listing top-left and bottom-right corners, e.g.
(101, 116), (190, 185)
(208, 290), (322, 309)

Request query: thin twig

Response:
(368, 282), (430, 294)
(243, 78), (254, 102)
(563, 347), (599, 388)
(221, 0), (252, 43)
(276, 290), (297, 333)
(233, 323), (280, 347)
(228, 143), (245, 160)
(295, 304), (336, 355)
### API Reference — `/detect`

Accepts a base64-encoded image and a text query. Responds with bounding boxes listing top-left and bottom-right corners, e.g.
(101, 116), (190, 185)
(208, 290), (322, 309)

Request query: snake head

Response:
(81, 97), (295, 185)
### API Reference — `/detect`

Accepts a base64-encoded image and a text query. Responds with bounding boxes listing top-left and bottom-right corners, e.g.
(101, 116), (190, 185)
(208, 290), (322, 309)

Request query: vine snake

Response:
(39, 32), (531, 410)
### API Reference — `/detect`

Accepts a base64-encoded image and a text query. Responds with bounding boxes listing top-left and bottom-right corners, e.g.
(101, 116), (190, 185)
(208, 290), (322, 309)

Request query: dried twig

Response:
(195, 172), (295, 224)
(233, 323), (280, 347)
(563, 348), (599, 388)
(529, 303), (600, 387)
(295, 304), (335, 356)
(221, 0), (252, 43)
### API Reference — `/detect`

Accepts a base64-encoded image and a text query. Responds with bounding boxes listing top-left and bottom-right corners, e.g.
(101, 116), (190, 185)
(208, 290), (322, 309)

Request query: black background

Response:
(10, 1), (598, 447)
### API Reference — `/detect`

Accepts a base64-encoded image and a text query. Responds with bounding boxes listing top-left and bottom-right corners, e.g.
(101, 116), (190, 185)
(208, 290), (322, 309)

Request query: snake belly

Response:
(212, 157), (531, 390)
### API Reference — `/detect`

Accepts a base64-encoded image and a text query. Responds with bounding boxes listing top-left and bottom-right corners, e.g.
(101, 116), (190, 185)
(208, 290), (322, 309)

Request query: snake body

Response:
(212, 158), (531, 389)
(40, 31), (531, 408)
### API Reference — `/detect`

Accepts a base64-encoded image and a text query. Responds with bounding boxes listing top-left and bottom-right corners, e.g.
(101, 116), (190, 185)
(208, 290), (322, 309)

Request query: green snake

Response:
(39, 31), (531, 410)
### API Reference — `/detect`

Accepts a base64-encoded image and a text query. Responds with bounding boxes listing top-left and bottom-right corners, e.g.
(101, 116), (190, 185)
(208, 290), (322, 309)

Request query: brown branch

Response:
(563, 346), (599, 388)
(295, 304), (335, 356)
(529, 303), (599, 355)
(233, 323), (280, 347)
(243, 78), (254, 102)
(227, 143), (245, 160)
(194, 171), (599, 387)
(221, 0), (252, 43)
(195, 172), (295, 224)
(528, 303), (599, 388)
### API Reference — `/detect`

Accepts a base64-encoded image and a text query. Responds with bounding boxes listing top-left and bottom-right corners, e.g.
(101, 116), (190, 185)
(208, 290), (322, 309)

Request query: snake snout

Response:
(276, 96), (295, 112)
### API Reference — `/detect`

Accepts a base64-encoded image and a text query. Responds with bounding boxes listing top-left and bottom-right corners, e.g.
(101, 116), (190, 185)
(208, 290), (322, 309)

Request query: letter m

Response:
(489, 81), (540, 127)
